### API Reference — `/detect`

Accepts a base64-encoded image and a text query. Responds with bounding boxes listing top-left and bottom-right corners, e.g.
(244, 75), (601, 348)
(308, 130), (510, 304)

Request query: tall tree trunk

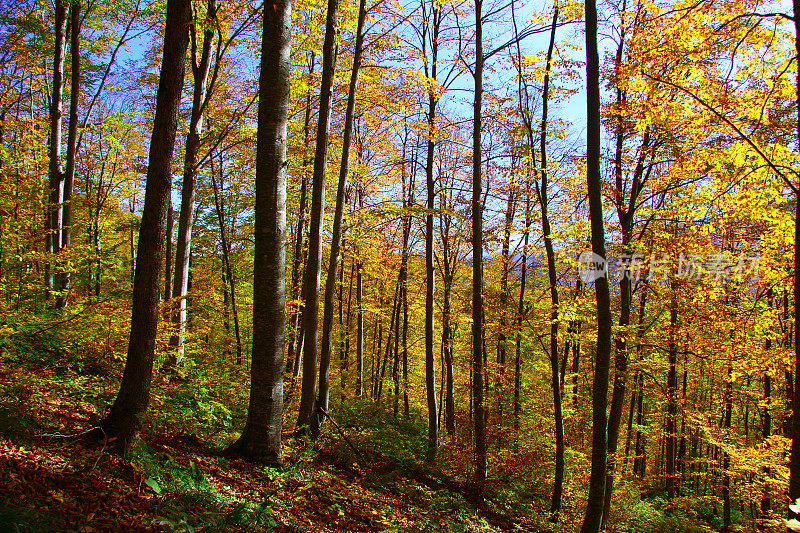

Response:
(56, 0), (80, 309)
(625, 285), (647, 472)
(378, 281), (401, 401)
(286, 52), (316, 374)
(311, 0), (365, 436)
(356, 259), (364, 396)
(46, 0), (68, 298)
(163, 202), (174, 312)
(168, 0), (217, 371)
(580, 0), (613, 527)
(99, 0), (191, 454)
(438, 182), (456, 434)
(295, 0), (340, 433)
(442, 276), (455, 434)
(602, 15), (653, 521)
(633, 371), (646, 477)
(222, 270), (231, 357)
(722, 366), (732, 531)
(371, 317), (383, 398)
(762, 292), (773, 524)
(210, 156), (242, 364)
(471, 0), (487, 493)
(341, 254), (355, 403)
(535, 5), (562, 520)
(514, 169), (531, 435)
(787, 2), (800, 525)
(785, 289), (793, 438)
(496, 170), (514, 431)
(511, 0), (534, 440)
(401, 254), (409, 418)
(227, 0), (291, 465)
(666, 301), (679, 500)
(423, 1), (441, 461)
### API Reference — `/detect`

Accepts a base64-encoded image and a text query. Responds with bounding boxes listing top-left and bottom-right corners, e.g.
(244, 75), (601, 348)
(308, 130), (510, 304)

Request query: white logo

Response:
(578, 251), (607, 283)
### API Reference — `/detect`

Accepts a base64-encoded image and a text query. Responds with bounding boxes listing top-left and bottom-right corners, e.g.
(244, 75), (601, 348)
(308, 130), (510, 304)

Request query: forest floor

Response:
(0, 353), (516, 533)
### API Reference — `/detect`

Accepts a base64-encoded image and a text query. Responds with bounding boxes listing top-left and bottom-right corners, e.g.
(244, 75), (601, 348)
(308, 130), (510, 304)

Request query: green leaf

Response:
(144, 477), (161, 494)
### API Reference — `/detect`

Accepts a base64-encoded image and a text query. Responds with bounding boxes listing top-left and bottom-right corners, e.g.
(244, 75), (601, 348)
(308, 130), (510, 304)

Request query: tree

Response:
(421, 0), (441, 463)
(313, 0), (367, 436)
(99, 0), (191, 454)
(227, 0), (292, 465)
(55, 0), (81, 309)
(535, 4), (563, 519)
(471, 0), (487, 493)
(167, 0), (218, 371)
(45, 0), (68, 299)
(787, 0), (800, 524)
(580, 0), (614, 528)
(295, 0), (340, 433)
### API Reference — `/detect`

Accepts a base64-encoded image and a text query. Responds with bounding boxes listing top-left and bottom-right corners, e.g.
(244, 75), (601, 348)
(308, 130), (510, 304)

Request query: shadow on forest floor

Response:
(0, 357), (513, 532)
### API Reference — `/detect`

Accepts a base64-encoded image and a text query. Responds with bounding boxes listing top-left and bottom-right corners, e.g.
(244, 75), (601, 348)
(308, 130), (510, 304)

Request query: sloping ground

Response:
(0, 360), (506, 533)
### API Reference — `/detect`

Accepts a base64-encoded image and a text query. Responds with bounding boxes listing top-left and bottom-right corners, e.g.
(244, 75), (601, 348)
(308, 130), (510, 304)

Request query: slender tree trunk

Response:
(788, 4), (800, 526)
(572, 281), (582, 409)
(168, 0), (217, 370)
(443, 275), (455, 434)
(785, 289), (793, 437)
(624, 370), (637, 471)
(94, 201), (102, 298)
(625, 285), (647, 471)
(602, 25), (653, 525)
(423, 3), (441, 460)
(392, 274), (402, 417)
(210, 157), (242, 364)
(513, 172), (531, 435)
(163, 203), (174, 312)
(46, 0), (68, 299)
(722, 366), (732, 531)
(222, 270), (231, 356)
(296, 0), (340, 432)
(634, 371), (646, 477)
(401, 256), (409, 418)
(535, 6), (562, 519)
(511, 0), (534, 440)
(228, 0), (291, 465)
(762, 293), (773, 525)
(99, 0), (191, 454)
(287, 52), (315, 374)
(580, 0), (614, 526)
(472, 0), (487, 492)
(356, 260), (364, 396)
(128, 197), (136, 281)
(378, 281), (400, 401)
(342, 254), (355, 403)
(496, 172), (514, 431)
(372, 317), (383, 399)
(666, 301), (679, 501)
(311, 0), (365, 435)
(56, 0), (80, 309)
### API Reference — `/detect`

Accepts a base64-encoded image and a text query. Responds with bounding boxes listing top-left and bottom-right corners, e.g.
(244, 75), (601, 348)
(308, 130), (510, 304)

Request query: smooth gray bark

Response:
(227, 0), (292, 465)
